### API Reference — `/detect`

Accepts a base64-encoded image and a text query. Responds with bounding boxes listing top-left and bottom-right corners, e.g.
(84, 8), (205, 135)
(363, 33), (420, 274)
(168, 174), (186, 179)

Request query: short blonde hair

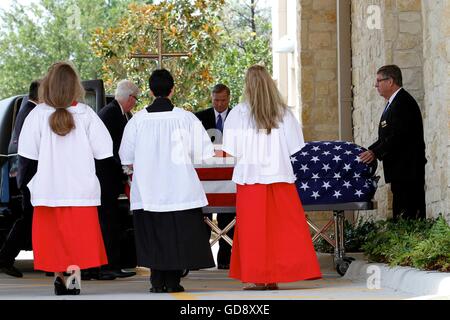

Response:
(244, 65), (287, 134)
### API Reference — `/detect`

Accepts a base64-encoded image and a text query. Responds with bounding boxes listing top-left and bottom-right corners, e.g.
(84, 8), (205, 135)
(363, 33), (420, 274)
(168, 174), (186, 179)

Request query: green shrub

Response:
(362, 216), (450, 272)
(409, 217), (450, 272)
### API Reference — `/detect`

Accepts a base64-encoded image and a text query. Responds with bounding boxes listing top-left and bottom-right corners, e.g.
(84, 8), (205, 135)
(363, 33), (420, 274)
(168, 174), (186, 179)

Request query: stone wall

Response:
(299, 0), (339, 142)
(421, 0), (450, 220)
(351, 0), (425, 220)
(292, 0), (449, 223)
(351, 0), (389, 220)
(297, 0), (340, 228)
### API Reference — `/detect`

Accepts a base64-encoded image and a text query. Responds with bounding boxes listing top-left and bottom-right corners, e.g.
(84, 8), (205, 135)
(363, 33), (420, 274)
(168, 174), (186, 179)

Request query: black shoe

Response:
(81, 270), (95, 280)
(217, 263), (230, 270)
(66, 277), (81, 295)
(54, 277), (68, 296)
(95, 271), (117, 280)
(0, 265), (23, 278)
(149, 286), (166, 293)
(166, 285), (184, 293)
(110, 269), (136, 278)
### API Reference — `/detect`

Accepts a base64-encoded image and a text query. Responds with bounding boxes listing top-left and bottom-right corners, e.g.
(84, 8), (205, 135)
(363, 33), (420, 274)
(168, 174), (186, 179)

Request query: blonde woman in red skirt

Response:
(18, 62), (113, 295)
(222, 65), (322, 290)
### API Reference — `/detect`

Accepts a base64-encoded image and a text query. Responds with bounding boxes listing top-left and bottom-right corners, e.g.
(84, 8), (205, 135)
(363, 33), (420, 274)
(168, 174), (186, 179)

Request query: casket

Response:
(292, 141), (378, 205)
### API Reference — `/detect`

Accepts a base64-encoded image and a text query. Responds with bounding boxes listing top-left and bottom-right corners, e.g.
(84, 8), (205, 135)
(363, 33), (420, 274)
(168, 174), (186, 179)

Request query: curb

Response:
(344, 260), (450, 297)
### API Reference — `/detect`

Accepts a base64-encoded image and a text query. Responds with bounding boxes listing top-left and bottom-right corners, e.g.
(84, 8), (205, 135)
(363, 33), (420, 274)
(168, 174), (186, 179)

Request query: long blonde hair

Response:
(244, 65), (287, 134)
(39, 61), (85, 136)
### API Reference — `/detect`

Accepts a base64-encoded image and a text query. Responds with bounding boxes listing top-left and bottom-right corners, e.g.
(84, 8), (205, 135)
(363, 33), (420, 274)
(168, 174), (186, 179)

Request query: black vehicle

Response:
(0, 80), (136, 268)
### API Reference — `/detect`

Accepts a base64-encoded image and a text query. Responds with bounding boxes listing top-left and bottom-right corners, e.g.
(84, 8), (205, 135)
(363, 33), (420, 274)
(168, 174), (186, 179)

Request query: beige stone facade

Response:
(421, 0), (450, 221)
(299, 0), (339, 142)
(273, 0), (450, 222)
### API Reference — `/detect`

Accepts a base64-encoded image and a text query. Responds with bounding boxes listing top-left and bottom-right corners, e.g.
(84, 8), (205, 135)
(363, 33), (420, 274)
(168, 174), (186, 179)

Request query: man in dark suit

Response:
(0, 80), (40, 278)
(360, 65), (426, 220)
(195, 84), (234, 269)
(89, 80), (140, 280)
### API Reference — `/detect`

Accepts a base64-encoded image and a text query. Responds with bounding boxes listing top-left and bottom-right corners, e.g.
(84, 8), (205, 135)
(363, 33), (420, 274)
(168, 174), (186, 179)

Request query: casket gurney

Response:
(302, 201), (376, 275)
(195, 141), (379, 276)
(195, 151), (236, 247)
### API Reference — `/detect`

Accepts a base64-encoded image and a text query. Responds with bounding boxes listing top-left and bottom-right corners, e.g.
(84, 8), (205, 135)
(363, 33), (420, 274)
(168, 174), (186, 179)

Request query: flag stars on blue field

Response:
(291, 141), (377, 205)
(355, 190), (364, 197)
(311, 191), (321, 199)
(300, 182), (310, 191)
(332, 155), (342, 163)
(343, 181), (352, 189)
(322, 181), (331, 190)
(333, 190), (342, 199)
(311, 156), (320, 163)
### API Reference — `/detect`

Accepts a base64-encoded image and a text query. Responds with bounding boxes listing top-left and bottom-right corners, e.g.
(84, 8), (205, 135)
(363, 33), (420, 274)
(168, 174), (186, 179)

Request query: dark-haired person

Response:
(360, 65), (426, 220)
(119, 69), (215, 293)
(195, 84), (234, 270)
(18, 61), (112, 295)
(0, 80), (40, 278)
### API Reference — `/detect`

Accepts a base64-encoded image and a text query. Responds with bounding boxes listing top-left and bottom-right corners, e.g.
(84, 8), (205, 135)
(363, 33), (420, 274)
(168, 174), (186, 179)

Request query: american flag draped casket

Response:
(194, 151), (236, 207)
(126, 143), (378, 207)
(291, 141), (378, 205)
(123, 151), (237, 206)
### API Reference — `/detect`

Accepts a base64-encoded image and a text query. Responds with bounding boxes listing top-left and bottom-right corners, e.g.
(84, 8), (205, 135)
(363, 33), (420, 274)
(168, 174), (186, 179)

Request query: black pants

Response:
(391, 179), (426, 220)
(150, 269), (181, 288)
(0, 188), (33, 267)
(98, 197), (122, 270)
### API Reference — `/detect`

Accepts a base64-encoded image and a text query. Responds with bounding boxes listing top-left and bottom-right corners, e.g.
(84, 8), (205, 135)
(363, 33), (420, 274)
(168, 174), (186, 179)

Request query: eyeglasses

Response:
(375, 78), (390, 84)
(130, 95), (139, 102)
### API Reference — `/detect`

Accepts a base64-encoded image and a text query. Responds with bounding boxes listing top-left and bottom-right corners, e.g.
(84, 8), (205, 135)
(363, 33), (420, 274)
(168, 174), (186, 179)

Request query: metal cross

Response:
(130, 27), (190, 69)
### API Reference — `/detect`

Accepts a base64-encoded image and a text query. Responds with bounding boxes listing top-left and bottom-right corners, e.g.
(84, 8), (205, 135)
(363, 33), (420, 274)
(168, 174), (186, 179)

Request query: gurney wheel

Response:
(336, 261), (350, 276)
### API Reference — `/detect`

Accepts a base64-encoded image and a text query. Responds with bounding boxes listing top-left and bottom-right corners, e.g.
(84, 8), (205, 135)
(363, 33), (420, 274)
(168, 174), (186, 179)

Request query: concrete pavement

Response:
(0, 251), (439, 300)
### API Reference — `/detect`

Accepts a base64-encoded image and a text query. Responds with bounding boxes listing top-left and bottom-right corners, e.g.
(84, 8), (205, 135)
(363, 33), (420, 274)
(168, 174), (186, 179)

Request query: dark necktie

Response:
(216, 114), (223, 132)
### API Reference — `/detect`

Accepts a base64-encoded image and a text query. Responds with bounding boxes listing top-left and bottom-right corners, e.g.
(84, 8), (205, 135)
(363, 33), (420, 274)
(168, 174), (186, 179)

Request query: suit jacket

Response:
(195, 107), (231, 142)
(96, 99), (130, 201)
(8, 100), (38, 190)
(369, 88), (426, 183)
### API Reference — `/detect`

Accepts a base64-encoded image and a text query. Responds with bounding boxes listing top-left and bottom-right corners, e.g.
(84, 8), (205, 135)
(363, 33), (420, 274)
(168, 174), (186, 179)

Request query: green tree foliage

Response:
(91, 0), (225, 111)
(0, 0), (142, 99)
(210, 0), (272, 108)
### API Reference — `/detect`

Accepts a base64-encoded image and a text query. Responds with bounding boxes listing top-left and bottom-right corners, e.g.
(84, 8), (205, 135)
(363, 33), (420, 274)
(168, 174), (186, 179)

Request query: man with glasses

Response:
(360, 65), (426, 220)
(86, 80), (140, 280)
